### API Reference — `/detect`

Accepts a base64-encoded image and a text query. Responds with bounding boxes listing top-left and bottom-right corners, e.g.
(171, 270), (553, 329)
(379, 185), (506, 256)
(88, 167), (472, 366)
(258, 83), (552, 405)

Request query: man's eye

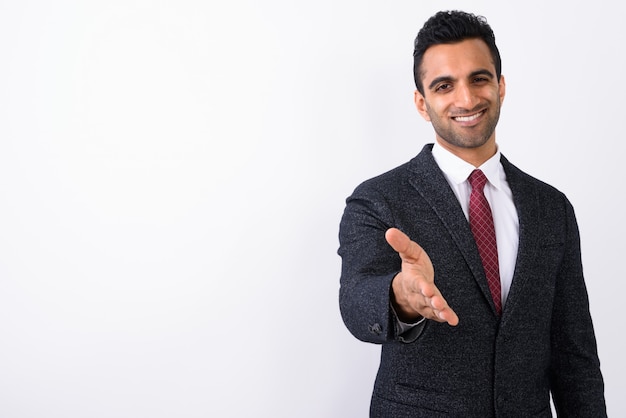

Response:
(473, 77), (488, 83)
(435, 83), (451, 92)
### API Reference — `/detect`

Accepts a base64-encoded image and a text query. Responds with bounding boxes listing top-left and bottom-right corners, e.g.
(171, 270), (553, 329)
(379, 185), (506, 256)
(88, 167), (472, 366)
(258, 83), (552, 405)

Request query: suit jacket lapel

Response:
(500, 155), (540, 319)
(407, 145), (499, 315)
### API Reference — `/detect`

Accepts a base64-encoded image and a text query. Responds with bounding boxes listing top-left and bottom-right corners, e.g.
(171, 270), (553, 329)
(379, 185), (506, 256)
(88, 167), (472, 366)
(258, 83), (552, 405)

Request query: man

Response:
(338, 10), (606, 417)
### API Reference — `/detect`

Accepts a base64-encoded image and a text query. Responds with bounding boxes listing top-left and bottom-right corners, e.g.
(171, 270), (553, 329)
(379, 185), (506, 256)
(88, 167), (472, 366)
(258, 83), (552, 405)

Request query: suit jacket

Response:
(338, 144), (606, 417)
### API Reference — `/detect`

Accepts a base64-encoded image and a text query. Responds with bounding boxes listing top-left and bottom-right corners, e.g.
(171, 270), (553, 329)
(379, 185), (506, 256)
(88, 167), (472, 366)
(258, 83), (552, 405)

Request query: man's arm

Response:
(549, 199), (606, 416)
(338, 187), (457, 344)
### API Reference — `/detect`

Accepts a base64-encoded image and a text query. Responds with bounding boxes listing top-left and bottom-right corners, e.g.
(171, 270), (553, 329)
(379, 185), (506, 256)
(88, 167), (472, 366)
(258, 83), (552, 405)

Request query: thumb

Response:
(385, 228), (410, 252)
(385, 228), (426, 263)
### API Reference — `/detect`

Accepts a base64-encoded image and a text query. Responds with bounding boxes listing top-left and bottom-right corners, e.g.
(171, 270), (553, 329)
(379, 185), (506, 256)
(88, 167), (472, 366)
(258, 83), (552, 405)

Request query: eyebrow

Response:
(427, 69), (495, 91)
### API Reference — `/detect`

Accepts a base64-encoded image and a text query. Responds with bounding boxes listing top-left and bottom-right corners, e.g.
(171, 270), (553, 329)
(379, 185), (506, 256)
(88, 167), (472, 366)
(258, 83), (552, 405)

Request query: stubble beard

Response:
(428, 103), (501, 149)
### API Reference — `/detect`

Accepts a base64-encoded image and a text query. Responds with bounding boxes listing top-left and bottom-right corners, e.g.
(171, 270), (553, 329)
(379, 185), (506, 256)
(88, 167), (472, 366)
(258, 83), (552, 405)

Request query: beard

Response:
(426, 102), (501, 149)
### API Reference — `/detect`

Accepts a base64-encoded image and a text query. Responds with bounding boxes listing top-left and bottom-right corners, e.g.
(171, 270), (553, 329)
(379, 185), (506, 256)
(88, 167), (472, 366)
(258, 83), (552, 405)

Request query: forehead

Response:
(420, 38), (495, 82)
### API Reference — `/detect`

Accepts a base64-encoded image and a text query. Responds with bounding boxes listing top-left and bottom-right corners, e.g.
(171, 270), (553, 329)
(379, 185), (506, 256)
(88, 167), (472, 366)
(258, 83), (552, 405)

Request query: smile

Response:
(452, 110), (484, 122)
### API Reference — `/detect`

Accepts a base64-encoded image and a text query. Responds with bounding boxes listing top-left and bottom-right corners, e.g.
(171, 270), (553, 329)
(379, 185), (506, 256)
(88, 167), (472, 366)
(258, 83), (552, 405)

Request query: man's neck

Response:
(435, 137), (497, 168)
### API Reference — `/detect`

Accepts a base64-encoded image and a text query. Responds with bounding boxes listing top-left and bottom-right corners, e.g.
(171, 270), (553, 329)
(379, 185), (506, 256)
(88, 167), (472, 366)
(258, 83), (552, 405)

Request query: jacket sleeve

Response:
(549, 198), (607, 416)
(338, 182), (422, 344)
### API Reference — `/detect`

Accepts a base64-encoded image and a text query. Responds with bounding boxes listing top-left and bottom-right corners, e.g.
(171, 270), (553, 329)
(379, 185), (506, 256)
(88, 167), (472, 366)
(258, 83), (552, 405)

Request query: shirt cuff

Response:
(390, 302), (426, 343)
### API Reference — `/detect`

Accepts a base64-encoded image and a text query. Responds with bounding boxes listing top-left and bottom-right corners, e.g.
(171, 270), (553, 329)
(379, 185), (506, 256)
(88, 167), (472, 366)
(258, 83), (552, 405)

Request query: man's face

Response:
(415, 38), (506, 158)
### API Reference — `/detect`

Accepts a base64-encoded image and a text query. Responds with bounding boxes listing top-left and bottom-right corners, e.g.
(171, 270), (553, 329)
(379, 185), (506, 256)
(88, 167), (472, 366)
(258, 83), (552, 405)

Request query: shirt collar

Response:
(431, 141), (504, 190)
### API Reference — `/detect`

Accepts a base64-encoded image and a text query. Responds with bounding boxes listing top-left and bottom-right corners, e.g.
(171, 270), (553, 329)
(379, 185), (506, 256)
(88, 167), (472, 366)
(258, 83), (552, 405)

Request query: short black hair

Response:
(413, 10), (501, 95)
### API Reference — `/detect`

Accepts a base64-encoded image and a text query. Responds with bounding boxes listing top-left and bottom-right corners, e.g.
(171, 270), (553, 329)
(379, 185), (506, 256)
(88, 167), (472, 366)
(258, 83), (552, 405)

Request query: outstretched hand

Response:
(386, 228), (459, 326)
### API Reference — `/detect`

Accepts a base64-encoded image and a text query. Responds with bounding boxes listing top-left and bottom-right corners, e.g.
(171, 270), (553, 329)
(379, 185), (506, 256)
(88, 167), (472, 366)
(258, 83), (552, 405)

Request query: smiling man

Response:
(338, 10), (606, 417)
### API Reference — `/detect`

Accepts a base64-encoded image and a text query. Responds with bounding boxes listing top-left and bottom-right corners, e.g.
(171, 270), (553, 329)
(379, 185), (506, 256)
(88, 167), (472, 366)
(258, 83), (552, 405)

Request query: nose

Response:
(454, 82), (479, 110)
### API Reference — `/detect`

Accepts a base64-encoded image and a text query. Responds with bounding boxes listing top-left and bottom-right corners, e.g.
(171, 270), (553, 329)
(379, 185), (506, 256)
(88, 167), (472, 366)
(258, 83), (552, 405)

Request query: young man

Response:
(338, 10), (606, 417)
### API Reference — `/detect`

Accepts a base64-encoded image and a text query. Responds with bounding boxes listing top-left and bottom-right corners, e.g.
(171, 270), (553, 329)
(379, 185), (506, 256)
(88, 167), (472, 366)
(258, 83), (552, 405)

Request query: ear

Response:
(414, 90), (431, 121)
(498, 74), (506, 105)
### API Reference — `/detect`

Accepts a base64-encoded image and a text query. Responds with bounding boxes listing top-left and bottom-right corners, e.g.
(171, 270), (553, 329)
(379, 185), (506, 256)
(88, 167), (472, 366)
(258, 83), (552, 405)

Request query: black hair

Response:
(413, 10), (501, 95)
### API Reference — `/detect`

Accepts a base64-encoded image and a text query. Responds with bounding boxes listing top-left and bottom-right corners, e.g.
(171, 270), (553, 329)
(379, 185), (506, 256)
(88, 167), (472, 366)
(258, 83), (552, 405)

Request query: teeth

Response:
(454, 111), (483, 122)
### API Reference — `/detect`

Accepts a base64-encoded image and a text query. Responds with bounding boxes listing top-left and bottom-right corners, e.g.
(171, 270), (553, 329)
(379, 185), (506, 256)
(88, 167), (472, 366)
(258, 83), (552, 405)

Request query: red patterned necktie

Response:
(468, 169), (502, 315)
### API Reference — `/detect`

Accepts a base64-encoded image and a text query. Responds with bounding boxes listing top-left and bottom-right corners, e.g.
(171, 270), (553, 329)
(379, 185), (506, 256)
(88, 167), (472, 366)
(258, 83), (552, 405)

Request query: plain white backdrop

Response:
(0, 1), (623, 417)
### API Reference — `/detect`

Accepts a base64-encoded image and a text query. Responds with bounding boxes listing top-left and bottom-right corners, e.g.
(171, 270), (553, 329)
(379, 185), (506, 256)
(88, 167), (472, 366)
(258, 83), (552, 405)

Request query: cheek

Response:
(425, 102), (445, 123)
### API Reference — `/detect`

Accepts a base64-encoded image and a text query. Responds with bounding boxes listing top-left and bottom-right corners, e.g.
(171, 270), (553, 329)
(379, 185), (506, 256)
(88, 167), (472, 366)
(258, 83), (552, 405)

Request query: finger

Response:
(428, 293), (448, 311)
(437, 307), (459, 326)
(385, 228), (426, 263)
(424, 290), (459, 326)
(417, 280), (439, 299)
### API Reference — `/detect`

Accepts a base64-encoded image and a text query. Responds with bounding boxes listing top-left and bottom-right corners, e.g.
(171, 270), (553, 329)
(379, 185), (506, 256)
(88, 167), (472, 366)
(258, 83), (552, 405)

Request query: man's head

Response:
(412, 11), (506, 165)
(413, 11), (501, 96)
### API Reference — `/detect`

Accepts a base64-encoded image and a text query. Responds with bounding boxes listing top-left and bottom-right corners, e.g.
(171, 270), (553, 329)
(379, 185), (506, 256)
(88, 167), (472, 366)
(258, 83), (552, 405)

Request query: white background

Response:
(0, 1), (623, 417)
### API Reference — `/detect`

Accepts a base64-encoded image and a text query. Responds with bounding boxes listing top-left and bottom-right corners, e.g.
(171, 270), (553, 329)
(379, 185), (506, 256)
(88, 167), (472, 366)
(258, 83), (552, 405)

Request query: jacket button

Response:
(369, 323), (383, 335)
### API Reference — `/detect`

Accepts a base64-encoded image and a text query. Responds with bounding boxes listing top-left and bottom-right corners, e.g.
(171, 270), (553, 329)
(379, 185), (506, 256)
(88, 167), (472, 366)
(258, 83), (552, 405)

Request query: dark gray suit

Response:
(338, 144), (606, 417)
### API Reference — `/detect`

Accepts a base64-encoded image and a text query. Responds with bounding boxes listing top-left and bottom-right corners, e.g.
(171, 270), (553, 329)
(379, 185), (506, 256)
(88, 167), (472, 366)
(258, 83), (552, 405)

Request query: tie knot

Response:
(469, 169), (488, 192)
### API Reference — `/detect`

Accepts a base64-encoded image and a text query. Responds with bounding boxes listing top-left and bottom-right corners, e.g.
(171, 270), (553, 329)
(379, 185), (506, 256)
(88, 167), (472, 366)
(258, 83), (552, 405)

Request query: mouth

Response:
(452, 110), (485, 122)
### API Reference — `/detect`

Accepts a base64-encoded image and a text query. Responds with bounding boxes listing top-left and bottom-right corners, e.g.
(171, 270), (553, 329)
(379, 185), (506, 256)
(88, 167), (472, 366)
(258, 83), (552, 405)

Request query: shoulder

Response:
(501, 154), (567, 199)
(353, 162), (411, 196)
(501, 155), (578, 225)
